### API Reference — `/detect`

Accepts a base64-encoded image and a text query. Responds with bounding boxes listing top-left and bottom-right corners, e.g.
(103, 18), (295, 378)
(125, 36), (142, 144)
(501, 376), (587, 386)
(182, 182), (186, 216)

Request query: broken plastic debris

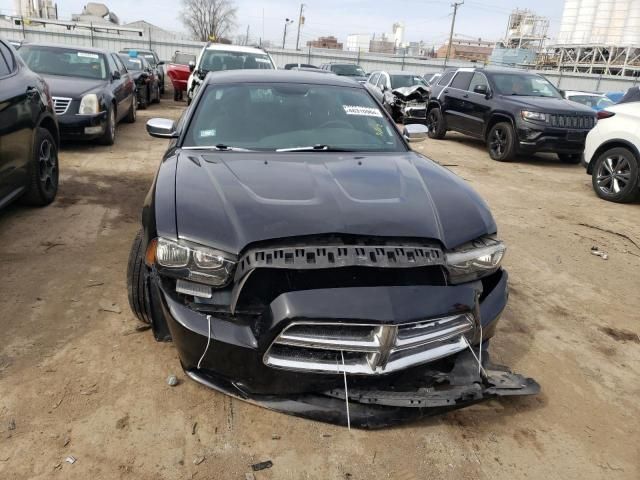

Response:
(590, 246), (608, 260)
(167, 375), (179, 386)
(65, 456), (76, 464)
(193, 456), (206, 465)
(251, 460), (273, 471)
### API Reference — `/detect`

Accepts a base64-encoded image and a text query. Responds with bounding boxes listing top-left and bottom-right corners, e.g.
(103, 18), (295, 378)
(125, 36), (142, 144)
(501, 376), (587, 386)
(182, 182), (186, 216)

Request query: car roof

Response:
(20, 42), (110, 55)
(203, 70), (363, 87)
(382, 70), (421, 76)
(202, 43), (267, 54)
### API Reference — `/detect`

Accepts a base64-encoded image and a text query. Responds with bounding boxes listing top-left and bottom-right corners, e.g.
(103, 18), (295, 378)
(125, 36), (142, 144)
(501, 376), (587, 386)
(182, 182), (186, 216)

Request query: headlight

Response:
(78, 94), (100, 114)
(521, 110), (546, 122)
(445, 237), (506, 284)
(152, 237), (236, 287)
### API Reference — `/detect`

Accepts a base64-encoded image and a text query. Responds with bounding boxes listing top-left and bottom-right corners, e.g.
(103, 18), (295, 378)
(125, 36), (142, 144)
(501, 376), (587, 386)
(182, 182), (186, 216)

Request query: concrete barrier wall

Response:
(2, 19), (638, 93)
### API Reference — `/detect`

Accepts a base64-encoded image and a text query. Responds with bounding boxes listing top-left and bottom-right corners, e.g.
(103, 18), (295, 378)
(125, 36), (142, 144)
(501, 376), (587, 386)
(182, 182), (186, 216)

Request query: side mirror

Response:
(146, 118), (178, 138)
(111, 70), (121, 81)
(156, 61), (165, 66)
(403, 123), (429, 143)
(473, 84), (488, 95)
(188, 61), (196, 72)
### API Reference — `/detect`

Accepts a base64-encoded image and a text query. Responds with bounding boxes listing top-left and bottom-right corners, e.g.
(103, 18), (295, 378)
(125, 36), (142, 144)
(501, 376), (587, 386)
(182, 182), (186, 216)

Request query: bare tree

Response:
(181, 0), (237, 42)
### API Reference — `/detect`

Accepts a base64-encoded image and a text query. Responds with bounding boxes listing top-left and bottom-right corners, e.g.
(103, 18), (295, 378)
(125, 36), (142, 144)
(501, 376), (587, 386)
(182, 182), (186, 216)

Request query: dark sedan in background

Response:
(127, 70), (539, 428)
(120, 48), (165, 94)
(119, 53), (160, 109)
(18, 43), (136, 145)
(0, 38), (59, 209)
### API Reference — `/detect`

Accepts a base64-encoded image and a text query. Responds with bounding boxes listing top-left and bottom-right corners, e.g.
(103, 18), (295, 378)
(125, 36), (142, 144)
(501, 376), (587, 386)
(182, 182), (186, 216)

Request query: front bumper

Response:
(515, 119), (590, 154)
(148, 268), (539, 426)
(58, 111), (108, 140)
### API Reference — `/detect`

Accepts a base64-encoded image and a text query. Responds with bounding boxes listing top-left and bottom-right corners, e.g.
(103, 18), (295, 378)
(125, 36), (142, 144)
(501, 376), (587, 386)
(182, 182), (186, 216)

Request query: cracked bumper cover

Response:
(150, 268), (540, 427)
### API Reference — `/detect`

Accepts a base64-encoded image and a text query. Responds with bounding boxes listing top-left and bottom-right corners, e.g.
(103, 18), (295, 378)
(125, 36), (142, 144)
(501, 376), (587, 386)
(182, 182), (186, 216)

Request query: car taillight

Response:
(597, 110), (615, 120)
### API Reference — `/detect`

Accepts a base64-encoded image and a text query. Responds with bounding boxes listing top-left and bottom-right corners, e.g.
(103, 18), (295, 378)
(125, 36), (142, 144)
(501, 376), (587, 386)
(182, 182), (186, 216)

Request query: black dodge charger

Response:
(128, 71), (539, 428)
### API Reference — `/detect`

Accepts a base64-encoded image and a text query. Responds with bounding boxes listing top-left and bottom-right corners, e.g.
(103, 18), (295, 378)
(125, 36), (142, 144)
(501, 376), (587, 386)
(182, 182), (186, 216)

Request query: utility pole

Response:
(282, 18), (294, 49)
(444, 1), (463, 69)
(245, 24), (250, 46)
(295, 3), (305, 50)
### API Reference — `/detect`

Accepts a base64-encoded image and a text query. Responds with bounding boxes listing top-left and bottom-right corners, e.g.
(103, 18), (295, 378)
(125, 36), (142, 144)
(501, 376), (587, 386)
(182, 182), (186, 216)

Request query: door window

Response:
(106, 53), (118, 76)
(112, 54), (127, 75)
(368, 72), (380, 85)
(450, 72), (473, 90)
(469, 72), (489, 93)
(437, 71), (455, 86)
(0, 41), (14, 76)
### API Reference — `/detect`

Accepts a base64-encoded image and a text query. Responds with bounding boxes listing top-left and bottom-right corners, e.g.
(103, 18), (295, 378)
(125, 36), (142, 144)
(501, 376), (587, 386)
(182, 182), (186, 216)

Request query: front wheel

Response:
(487, 122), (516, 161)
(127, 230), (151, 324)
(427, 108), (446, 139)
(591, 147), (640, 203)
(99, 107), (116, 145)
(124, 94), (136, 123)
(21, 128), (59, 206)
(558, 153), (582, 164)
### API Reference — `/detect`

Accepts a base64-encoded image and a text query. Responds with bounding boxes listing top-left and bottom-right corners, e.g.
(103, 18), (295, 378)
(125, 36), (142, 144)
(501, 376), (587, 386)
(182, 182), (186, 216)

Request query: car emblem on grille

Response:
(367, 325), (398, 370)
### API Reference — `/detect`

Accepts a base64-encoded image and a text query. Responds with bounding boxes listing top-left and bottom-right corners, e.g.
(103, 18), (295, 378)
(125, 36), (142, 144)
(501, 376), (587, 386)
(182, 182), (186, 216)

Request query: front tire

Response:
(558, 153), (582, 164)
(127, 230), (151, 324)
(487, 122), (516, 162)
(99, 106), (116, 145)
(21, 128), (58, 206)
(124, 94), (136, 123)
(427, 108), (446, 139)
(591, 147), (640, 203)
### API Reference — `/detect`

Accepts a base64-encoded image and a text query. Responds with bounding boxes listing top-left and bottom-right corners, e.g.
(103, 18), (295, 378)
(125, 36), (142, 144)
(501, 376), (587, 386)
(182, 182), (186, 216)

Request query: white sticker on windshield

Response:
(77, 52), (99, 59)
(199, 129), (216, 138)
(343, 105), (383, 117)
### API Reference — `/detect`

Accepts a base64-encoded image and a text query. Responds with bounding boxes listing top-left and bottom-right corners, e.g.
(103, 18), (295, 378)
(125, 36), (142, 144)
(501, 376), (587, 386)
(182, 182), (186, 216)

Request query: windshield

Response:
(391, 74), (427, 89)
(331, 64), (366, 77)
(200, 50), (273, 71)
(568, 94), (614, 110)
(491, 73), (561, 98)
(184, 83), (405, 152)
(119, 55), (144, 71)
(19, 45), (107, 80)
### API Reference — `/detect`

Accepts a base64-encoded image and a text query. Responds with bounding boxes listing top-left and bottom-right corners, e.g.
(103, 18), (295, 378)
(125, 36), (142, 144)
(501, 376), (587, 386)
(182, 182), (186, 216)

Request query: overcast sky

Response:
(7, 0), (566, 47)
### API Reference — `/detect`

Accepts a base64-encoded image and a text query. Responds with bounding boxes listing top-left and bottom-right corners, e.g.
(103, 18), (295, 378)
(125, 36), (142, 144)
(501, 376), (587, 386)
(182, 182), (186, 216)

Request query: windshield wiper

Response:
(276, 145), (356, 152)
(184, 144), (255, 152)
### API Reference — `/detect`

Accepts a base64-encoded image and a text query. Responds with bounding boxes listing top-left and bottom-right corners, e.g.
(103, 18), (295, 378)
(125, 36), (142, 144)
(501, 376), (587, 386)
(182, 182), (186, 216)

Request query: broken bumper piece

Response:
(184, 349), (539, 429)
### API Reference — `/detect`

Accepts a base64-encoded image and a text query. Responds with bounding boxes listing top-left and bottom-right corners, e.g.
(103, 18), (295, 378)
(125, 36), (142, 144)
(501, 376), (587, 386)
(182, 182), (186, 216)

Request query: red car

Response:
(167, 52), (196, 101)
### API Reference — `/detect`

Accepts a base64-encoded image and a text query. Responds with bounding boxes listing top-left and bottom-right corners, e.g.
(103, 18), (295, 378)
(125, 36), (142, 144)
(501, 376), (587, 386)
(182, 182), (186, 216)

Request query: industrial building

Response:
(306, 36), (342, 50)
(490, 9), (548, 68)
(548, 0), (640, 76)
(437, 38), (494, 63)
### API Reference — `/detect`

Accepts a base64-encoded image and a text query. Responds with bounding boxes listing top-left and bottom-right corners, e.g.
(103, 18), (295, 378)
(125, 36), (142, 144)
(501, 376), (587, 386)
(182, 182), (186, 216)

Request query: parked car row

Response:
(0, 38), (171, 211)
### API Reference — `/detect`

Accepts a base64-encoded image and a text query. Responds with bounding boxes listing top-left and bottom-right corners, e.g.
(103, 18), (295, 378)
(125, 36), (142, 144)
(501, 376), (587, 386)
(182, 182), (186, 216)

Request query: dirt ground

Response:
(1, 93), (639, 480)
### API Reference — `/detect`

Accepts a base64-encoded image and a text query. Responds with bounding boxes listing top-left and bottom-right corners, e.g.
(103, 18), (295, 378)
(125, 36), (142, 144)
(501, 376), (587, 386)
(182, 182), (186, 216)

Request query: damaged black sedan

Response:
(127, 70), (539, 428)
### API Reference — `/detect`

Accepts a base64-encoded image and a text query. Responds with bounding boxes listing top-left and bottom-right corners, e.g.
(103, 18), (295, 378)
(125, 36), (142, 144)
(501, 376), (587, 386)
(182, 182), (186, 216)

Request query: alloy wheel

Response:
(38, 138), (57, 193)
(490, 127), (507, 157)
(427, 111), (438, 131)
(596, 154), (632, 195)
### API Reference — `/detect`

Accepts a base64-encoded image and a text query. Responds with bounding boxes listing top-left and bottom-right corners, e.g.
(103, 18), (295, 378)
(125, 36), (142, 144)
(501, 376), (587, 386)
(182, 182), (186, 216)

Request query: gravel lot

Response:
(0, 95), (638, 480)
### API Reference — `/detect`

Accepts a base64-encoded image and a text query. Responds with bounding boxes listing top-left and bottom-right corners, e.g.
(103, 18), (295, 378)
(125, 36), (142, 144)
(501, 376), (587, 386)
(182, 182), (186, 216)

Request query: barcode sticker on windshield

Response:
(77, 52), (99, 59)
(199, 129), (216, 138)
(343, 105), (383, 117)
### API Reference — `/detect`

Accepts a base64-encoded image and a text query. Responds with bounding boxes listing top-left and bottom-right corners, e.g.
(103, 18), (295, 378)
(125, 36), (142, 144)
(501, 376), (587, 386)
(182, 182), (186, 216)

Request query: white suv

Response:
(584, 102), (640, 203)
(186, 43), (276, 104)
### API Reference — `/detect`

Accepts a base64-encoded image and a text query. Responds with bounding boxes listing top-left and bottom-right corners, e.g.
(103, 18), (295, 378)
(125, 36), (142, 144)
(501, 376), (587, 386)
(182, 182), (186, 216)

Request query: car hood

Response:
(40, 74), (107, 99)
(498, 95), (596, 114)
(173, 151), (496, 254)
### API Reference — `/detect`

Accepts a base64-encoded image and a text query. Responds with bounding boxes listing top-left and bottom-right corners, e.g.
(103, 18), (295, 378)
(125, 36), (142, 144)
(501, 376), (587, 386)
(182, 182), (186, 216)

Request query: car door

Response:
(0, 40), (37, 203)
(367, 72), (383, 102)
(441, 71), (473, 132)
(465, 72), (492, 137)
(114, 54), (135, 108)
(107, 53), (128, 121)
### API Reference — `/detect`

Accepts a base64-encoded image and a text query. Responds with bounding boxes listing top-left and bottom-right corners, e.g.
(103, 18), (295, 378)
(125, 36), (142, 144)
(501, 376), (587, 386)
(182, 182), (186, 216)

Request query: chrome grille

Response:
(52, 97), (72, 115)
(549, 114), (594, 129)
(264, 314), (475, 375)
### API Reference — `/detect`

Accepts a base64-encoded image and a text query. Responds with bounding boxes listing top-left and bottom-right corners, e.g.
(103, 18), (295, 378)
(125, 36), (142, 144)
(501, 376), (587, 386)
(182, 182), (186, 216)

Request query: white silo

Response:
(557, 0), (640, 45)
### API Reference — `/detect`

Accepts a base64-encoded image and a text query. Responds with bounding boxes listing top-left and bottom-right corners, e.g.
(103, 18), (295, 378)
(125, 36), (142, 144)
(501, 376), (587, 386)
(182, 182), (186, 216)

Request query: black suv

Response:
(427, 68), (597, 162)
(0, 38), (59, 209)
